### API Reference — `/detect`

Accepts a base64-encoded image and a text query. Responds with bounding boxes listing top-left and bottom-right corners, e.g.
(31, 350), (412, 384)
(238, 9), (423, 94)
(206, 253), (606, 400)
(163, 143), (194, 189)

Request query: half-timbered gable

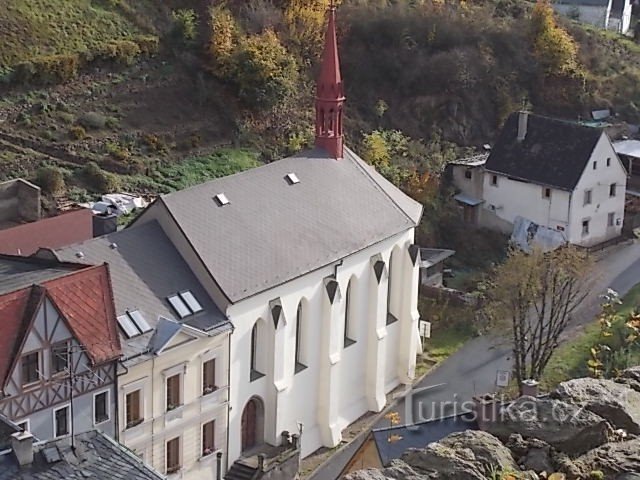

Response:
(0, 256), (121, 442)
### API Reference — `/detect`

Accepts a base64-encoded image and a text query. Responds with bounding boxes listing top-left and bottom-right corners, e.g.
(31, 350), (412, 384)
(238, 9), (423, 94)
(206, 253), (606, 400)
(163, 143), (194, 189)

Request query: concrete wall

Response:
(0, 179), (40, 225)
(450, 165), (484, 201)
(553, 2), (610, 28)
(118, 329), (230, 480)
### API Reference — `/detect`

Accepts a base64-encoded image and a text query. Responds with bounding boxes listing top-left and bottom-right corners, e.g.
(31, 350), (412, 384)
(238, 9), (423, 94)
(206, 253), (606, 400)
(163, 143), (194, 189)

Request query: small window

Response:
(168, 295), (191, 318)
(584, 189), (592, 206)
(593, 161), (597, 170)
(250, 322), (263, 381)
(344, 280), (356, 348)
(166, 437), (181, 474)
(608, 212), (615, 227)
(125, 390), (143, 428)
(179, 291), (203, 314)
(295, 302), (306, 373)
(51, 342), (69, 375)
(491, 175), (498, 186)
(543, 187), (551, 199)
(213, 193), (229, 206)
(54, 405), (70, 438)
(582, 219), (590, 236)
(166, 374), (181, 411)
(94, 391), (109, 424)
(607, 157), (611, 167)
(202, 420), (215, 457)
(610, 183), (617, 197)
(21, 352), (39, 386)
(202, 359), (216, 395)
(464, 169), (472, 179)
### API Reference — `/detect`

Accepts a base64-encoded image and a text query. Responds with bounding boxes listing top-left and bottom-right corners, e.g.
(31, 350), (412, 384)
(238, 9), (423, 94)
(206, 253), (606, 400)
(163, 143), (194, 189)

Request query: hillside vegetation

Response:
(1, 0), (640, 231)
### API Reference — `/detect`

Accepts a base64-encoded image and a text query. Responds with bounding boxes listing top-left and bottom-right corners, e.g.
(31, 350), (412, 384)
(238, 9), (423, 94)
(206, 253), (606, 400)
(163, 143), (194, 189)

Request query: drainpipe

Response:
(225, 331), (231, 473)
(114, 362), (120, 442)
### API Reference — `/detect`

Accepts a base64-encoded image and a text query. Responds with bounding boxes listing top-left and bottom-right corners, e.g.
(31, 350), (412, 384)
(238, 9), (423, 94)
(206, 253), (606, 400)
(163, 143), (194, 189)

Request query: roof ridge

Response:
(345, 146), (417, 226)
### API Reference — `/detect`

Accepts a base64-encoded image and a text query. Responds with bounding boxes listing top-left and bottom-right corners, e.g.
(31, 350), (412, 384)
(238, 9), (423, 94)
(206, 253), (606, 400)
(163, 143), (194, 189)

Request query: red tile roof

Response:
(0, 264), (121, 389)
(0, 209), (93, 256)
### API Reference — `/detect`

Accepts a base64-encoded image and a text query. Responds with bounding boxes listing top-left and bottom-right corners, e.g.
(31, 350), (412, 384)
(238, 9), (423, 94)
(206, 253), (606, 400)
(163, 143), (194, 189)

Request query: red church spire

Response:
(315, 2), (345, 160)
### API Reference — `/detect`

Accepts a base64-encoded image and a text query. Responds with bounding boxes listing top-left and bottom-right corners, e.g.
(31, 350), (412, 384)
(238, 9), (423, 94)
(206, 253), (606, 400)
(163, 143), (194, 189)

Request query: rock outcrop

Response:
(573, 437), (640, 478)
(615, 366), (640, 393)
(552, 378), (640, 434)
(484, 396), (612, 455)
(437, 430), (518, 472)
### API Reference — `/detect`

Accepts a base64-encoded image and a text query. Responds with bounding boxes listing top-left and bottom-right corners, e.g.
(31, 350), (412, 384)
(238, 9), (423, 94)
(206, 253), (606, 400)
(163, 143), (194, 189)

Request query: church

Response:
(132, 3), (425, 468)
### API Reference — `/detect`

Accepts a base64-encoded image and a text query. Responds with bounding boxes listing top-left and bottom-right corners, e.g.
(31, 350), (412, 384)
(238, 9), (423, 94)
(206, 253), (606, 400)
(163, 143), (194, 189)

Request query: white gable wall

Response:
(568, 133), (627, 246)
(553, 1), (610, 28)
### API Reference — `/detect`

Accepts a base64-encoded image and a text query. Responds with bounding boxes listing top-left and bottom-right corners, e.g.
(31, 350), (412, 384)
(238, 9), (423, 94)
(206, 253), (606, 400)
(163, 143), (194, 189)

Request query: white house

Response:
(553, 0), (633, 34)
(130, 5), (425, 475)
(452, 112), (627, 248)
(56, 222), (232, 480)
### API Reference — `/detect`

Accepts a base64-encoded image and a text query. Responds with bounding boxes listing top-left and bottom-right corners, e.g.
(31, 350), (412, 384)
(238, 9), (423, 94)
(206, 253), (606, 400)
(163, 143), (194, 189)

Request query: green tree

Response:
(35, 166), (65, 194)
(229, 30), (299, 109)
(531, 0), (581, 76)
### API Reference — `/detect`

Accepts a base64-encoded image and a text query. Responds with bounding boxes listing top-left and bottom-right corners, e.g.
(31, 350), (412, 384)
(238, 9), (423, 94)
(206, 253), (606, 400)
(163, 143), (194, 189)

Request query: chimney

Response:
(517, 111), (529, 142)
(521, 379), (539, 397)
(92, 212), (118, 237)
(11, 431), (34, 467)
(472, 393), (501, 430)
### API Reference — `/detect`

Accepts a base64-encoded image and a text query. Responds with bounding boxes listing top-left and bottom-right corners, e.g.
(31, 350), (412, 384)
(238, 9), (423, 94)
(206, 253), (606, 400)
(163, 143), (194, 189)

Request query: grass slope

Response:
(0, 0), (145, 67)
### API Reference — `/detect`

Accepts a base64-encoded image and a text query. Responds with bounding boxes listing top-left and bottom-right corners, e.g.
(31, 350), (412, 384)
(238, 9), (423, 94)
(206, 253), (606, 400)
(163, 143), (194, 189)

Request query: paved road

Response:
(309, 240), (640, 480)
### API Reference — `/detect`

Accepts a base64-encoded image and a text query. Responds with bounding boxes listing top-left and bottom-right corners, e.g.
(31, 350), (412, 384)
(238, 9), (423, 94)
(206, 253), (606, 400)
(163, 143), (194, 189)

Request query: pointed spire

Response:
(315, 2), (345, 160)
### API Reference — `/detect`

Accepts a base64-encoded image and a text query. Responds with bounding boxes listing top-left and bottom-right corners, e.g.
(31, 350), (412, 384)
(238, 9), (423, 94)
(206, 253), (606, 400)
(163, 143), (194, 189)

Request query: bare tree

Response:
(484, 246), (591, 392)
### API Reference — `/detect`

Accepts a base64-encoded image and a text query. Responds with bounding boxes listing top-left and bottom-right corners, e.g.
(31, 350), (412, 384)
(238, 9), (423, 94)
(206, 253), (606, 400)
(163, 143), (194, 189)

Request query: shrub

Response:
(35, 166), (65, 194)
(228, 30), (299, 109)
(172, 9), (198, 42)
(68, 125), (86, 140)
(96, 40), (141, 65)
(78, 112), (107, 130)
(134, 35), (160, 56)
(208, 6), (239, 74)
(80, 161), (120, 193)
(56, 111), (75, 124)
(105, 142), (131, 161)
(13, 54), (80, 85)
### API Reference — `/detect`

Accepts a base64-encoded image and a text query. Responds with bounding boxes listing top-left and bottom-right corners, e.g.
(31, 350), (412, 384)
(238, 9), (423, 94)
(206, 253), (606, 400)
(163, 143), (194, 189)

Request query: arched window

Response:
(295, 301), (307, 373)
(344, 280), (356, 348)
(387, 251), (399, 325)
(250, 322), (264, 381)
(328, 109), (334, 134)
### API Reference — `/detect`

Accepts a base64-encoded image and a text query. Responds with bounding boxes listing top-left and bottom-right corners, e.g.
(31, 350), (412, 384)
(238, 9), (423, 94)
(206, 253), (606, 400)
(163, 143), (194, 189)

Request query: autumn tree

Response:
(531, 0), (582, 77)
(207, 5), (239, 75)
(484, 246), (591, 392)
(283, 0), (340, 59)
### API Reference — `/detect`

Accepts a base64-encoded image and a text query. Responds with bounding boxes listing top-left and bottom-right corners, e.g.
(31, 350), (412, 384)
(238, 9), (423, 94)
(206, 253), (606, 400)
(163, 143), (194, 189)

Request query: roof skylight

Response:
(213, 193), (230, 206)
(285, 173), (300, 185)
(179, 291), (203, 313)
(167, 291), (204, 319)
(168, 295), (190, 318)
(117, 310), (152, 338)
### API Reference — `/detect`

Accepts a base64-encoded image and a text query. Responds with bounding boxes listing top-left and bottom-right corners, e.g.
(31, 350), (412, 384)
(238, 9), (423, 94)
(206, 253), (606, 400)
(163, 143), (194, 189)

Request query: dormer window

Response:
(285, 173), (300, 185)
(213, 193), (229, 206)
(167, 291), (204, 319)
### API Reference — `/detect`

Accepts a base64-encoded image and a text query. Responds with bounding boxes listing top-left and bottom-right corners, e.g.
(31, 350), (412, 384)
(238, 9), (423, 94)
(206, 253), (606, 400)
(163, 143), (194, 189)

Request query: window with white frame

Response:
(202, 358), (216, 395)
(166, 373), (182, 411)
(53, 405), (70, 438)
(51, 341), (69, 375)
(21, 351), (40, 386)
(94, 390), (109, 424)
(202, 420), (215, 457)
(166, 437), (181, 474)
(125, 389), (143, 428)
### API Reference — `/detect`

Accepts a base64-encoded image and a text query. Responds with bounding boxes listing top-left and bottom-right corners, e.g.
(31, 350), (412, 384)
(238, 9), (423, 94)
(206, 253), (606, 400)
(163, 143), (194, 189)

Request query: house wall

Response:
(224, 228), (420, 463)
(481, 172), (572, 235)
(567, 134), (627, 246)
(0, 298), (117, 441)
(450, 165), (484, 200)
(553, 2), (610, 28)
(118, 330), (230, 480)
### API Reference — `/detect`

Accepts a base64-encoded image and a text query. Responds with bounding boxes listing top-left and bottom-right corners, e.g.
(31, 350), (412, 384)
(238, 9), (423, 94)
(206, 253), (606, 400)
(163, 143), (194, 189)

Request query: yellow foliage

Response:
(361, 131), (390, 169)
(208, 5), (238, 73)
(531, 0), (582, 77)
(283, 0), (341, 55)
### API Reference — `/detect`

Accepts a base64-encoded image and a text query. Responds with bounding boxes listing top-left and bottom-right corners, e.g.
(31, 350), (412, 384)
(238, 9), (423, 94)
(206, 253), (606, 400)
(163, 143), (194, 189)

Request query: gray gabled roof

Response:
(0, 430), (165, 479)
(0, 256), (84, 295)
(55, 221), (230, 362)
(154, 147), (422, 303)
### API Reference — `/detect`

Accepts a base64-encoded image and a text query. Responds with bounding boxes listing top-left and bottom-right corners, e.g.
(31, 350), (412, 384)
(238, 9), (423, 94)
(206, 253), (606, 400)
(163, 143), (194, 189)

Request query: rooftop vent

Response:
(285, 173), (300, 185)
(213, 193), (230, 206)
(75, 252), (84, 259)
(109, 242), (118, 250)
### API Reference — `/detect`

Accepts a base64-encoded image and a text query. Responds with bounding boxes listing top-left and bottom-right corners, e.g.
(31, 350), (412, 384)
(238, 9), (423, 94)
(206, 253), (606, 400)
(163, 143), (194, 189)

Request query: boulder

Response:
(484, 396), (612, 455)
(438, 430), (518, 472)
(345, 460), (423, 480)
(552, 378), (640, 434)
(522, 445), (553, 473)
(615, 366), (640, 393)
(573, 437), (640, 477)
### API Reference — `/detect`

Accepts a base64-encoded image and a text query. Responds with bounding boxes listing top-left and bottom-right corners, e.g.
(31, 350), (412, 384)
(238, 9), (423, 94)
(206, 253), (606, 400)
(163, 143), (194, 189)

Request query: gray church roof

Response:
(55, 221), (230, 363)
(152, 147), (422, 303)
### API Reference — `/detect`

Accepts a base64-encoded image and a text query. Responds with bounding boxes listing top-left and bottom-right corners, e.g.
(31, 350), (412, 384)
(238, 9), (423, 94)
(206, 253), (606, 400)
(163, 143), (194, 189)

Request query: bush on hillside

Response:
(78, 112), (107, 130)
(133, 35), (160, 56)
(95, 40), (141, 65)
(13, 54), (80, 85)
(172, 9), (198, 42)
(208, 6), (239, 75)
(35, 166), (65, 194)
(80, 161), (120, 193)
